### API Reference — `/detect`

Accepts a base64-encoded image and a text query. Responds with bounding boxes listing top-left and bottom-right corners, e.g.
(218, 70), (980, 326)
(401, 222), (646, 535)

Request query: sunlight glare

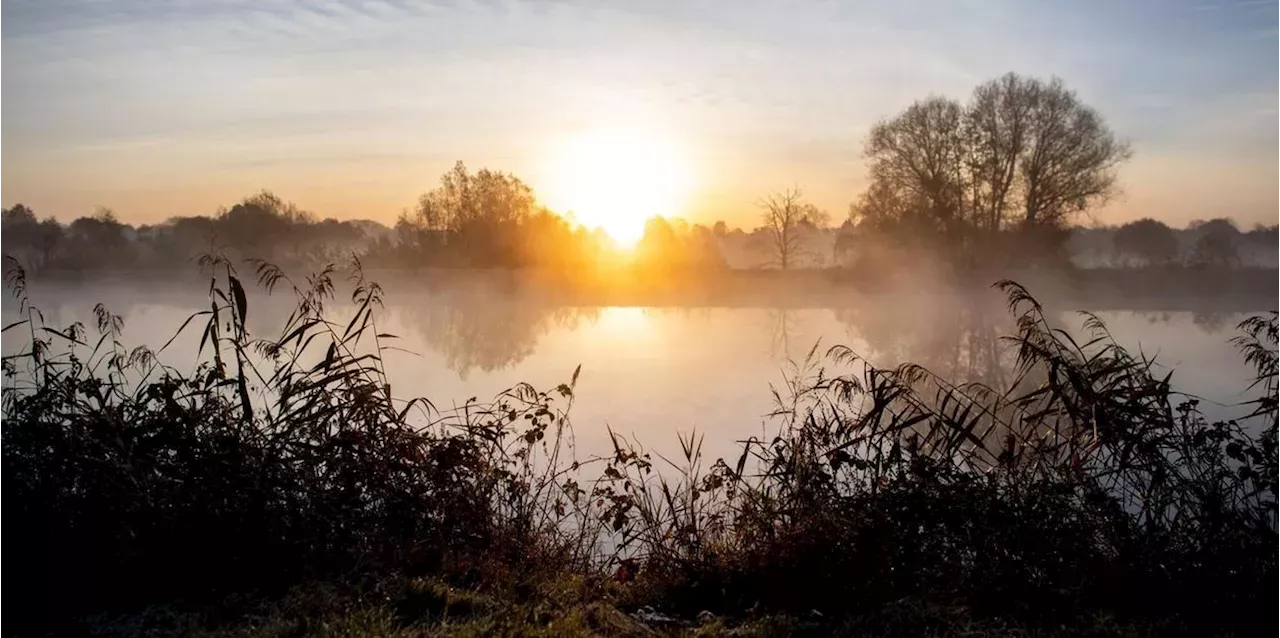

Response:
(544, 129), (693, 247)
(593, 306), (654, 348)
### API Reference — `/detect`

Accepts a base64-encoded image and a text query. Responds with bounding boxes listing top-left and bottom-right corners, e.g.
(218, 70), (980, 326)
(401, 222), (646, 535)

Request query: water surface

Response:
(3, 279), (1265, 463)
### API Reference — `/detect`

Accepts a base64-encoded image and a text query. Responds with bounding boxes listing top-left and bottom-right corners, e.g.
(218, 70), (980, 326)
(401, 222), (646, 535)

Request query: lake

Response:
(3, 276), (1270, 464)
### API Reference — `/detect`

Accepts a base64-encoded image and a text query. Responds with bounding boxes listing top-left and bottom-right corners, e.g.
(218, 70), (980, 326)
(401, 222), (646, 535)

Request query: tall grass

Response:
(2, 256), (1275, 635)
(2, 254), (615, 632)
(602, 284), (1276, 632)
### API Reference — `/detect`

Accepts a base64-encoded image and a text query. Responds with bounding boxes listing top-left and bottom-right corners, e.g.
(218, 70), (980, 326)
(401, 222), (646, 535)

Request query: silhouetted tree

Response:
(0, 204), (41, 263)
(859, 72), (1131, 267)
(218, 191), (307, 258)
(147, 216), (218, 267)
(1240, 223), (1279, 267)
(518, 209), (598, 271)
(1190, 218), (1241, 267)
(399, 161), (537, 267)
(967, 74), (1130, 232)
(865, 98), (967, 237)
(33, 218), (63, 268)
(65, 208), (130, 268)
(2, 203), (37, 226)
(1113, 218), (1179, 266)
(758, 189), (828, 269)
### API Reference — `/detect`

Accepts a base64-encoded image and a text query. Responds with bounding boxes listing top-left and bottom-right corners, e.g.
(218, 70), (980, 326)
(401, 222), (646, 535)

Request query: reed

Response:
(3, 256), (1274, 635)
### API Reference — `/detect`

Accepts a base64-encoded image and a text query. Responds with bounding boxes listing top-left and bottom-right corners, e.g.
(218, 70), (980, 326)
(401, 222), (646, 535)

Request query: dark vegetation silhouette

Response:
(1190, 218), (1245, 268)
(1113, 218), (1181, 266)
(846, 73), (1131, 273)
(2, 252), (1276, 635)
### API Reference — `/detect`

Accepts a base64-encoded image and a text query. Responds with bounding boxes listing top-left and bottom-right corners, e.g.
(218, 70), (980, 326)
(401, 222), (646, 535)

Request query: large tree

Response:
(856, 73), (1131, 265)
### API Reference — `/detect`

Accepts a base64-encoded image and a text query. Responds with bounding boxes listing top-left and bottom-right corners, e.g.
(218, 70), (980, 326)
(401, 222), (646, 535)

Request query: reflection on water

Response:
(398, 287), (600, 379)
(1189, 309), (1234, 332)
(834, 291), (1012, 389)
(766, 309), (807, 361)
(2, 281), (1264, 459)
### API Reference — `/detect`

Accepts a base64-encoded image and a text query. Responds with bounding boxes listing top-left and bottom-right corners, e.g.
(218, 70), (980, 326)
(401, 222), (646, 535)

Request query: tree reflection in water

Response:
(834, 289), (1015, 391)
(765, 308), (809, 361)
(398, 286), (600, 379)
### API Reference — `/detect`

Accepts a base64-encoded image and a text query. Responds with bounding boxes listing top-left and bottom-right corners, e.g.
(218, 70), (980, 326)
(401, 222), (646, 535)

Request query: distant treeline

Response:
(3, 72), (1277, 277)
(3, 190), (1273, 277)
(1069, 218), (1276, 268)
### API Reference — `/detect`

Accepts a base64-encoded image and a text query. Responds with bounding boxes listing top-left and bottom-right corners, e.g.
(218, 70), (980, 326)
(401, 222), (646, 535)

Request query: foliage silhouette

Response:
(2, 254), (1275, 634)
(1113, 218), (1180, 266)
(852, 73), (1132, 270)
(1191, 218), (1243, 268)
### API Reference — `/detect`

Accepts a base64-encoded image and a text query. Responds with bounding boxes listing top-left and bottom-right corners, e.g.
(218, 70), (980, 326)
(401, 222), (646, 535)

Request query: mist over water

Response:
(5, 275), (1259, 464)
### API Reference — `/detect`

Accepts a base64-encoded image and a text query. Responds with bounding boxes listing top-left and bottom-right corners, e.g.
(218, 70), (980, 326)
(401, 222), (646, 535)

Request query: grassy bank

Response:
(2, 255), (1276, 636)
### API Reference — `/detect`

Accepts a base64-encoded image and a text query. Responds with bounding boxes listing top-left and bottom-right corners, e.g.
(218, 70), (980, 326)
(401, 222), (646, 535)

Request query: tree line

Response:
(1078, 217), (1276, 268)
(0, 193), (383, 274)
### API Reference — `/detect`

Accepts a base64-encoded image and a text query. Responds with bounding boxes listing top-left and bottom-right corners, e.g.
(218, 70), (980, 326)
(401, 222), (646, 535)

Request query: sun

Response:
(544, 128), (693, 247)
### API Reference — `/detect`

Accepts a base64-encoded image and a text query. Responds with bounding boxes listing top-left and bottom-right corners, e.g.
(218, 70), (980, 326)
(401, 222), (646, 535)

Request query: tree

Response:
(154, 216), (218, 264)
(1190, 218), (1241, 267)
(859, 72), (1131, 266)
(2, 204), (41, 253)
(62, 208), (130, 268)
(758, 189), (828, 269)
(218, 191), (306, 257)
(2, 203), (37, 226)
(968, 74), (1130, 231)
(1, 204), (63, 270)
(403, 161), (538, 267)
(1113, 218), (1179, 266)
(1240, 223), (1279, 267)
(865, 98), (967, 237)
(832, 219), (858, 267)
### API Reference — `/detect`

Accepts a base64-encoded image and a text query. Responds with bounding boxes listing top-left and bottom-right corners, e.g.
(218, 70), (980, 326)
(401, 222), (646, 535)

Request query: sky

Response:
(3, 0), (1277, 229)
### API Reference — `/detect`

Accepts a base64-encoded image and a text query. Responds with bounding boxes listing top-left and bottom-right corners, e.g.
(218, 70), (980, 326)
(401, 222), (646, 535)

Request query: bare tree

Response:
(964, 73), (1037, 234)
(1012, 77), (1131, 229)
(758, 188), (829, 269)
(865, 98), (969, 235)
(858, 73), (1131, 264)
